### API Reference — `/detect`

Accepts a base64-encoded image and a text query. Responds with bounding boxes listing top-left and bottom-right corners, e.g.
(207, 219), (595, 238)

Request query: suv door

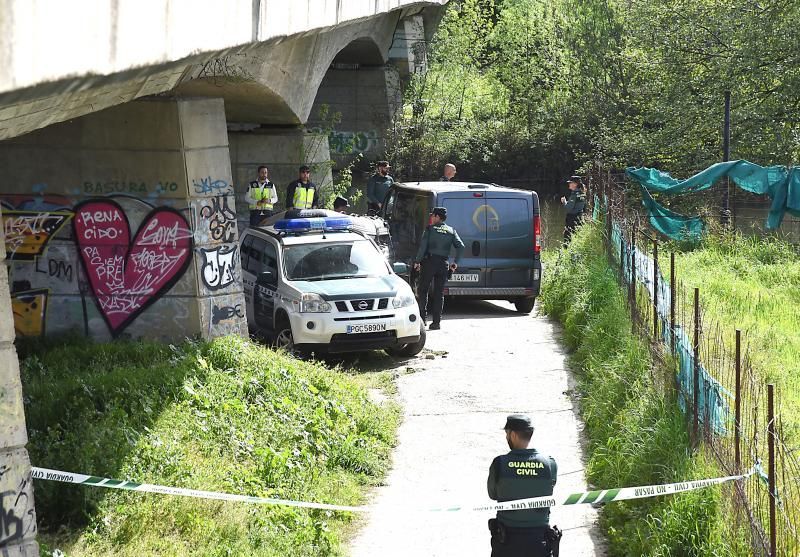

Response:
(440, 193), (488, 287)
(483, 193), (533, 287)
(241, 234), (279, 331)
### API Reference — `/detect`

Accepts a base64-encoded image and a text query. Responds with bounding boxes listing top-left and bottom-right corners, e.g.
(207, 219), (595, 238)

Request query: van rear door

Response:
(440, 193), (488, 287)
(483, 192), (534, 288)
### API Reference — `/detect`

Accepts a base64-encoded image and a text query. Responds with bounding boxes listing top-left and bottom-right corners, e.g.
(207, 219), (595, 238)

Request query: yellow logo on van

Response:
(472, 204), (500, 232)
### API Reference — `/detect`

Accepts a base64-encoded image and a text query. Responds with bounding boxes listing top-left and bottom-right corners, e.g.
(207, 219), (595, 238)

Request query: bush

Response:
(540, 223), (747, 556)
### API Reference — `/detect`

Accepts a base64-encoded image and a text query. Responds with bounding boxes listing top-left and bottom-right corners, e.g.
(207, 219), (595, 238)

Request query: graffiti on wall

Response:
(2, 210), (73, 260)
(212, 303), (244, 324)
(200, 195), (237, 243)
(200, 245), (238, 291)
(323, 130), (379, 155)
(192, 176), (232, 196)
(72, 199), (193, 336)
(0, 465), (36, 546)
(10, 288), (49, 337)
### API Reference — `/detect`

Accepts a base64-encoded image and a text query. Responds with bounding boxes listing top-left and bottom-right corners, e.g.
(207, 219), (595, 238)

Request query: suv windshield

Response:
(283, 240), (389, 281)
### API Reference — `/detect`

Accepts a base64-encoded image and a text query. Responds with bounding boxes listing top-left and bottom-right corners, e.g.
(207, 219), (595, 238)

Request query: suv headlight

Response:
(300, 293), (332, 313)
(392, 294), (416, 309)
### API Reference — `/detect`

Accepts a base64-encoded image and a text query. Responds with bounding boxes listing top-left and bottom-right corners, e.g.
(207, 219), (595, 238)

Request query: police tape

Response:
(31, 465), (756, 514)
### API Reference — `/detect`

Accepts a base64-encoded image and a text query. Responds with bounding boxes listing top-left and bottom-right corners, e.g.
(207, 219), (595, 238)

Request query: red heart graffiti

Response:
(73, 199), (193, 336)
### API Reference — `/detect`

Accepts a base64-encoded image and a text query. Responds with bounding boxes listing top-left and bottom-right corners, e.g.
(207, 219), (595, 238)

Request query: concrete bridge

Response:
(0, 1), (448, 553)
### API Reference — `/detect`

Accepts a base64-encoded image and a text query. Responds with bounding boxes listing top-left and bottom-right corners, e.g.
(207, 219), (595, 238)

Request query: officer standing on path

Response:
(413, 207), (464, 330)
(488, 415), (561, 557)
(245, 165), (278, 226)
(561, 176), (586, 243)
(286, 165), (319, 210)
(366, 160), (393, 214)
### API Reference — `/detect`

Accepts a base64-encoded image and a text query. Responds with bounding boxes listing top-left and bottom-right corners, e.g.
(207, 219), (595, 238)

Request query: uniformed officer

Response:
(286, 165), (319, 210)
(333, 195), (350, 214)
(366, 160), (394, 213)
(246, 165), (278, 226)
(487, 415), (560, 557)
(561, 176), (586, 243)
(412, 207), (464, 330)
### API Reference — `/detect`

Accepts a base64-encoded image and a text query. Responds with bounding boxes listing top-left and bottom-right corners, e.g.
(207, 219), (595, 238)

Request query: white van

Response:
(240, 214), (426, 356)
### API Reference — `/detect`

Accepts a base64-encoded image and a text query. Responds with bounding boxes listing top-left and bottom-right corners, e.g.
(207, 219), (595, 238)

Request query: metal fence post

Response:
(670, 252), (676, 354)
(735, 329), (741, 473)
(630, 223), (637, 332)
(653, 240), (659, 340)
(767, 383), (777, 557)
(693, 287), (700, 445)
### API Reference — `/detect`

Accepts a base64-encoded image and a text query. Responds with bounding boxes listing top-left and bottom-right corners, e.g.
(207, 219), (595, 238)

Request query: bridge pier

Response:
(0, 97), (247, 341)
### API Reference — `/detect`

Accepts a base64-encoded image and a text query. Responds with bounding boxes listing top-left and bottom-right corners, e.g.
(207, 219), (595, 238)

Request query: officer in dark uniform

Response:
(487, 415), (560, 557)
(561, 176), (586, 243)
(412, 207), (464, 330)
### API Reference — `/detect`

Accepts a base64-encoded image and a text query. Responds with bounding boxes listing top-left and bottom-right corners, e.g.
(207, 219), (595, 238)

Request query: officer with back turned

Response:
(488, 415), (561, 557)
(412, 207), (464, 330)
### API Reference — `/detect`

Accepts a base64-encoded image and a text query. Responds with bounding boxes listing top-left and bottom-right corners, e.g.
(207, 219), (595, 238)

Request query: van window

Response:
(391, 191), (427, 254)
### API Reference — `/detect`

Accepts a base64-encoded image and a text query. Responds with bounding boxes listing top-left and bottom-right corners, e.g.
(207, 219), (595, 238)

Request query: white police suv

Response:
(240, 213), (425, 356)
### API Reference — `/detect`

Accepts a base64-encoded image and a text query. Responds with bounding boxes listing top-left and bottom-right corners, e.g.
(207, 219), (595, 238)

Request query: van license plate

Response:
(347, 323), (388, 334)
(451, 274), (479, 282)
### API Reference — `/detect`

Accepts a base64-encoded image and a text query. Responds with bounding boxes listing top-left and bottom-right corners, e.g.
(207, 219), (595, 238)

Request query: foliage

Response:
(390, 0), (800, 187)
(20, 336), (399, 556)
(540, 224), (749, 556)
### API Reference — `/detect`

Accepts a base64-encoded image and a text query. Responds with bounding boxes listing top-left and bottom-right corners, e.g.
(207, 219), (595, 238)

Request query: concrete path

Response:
(349, 300), (606, 556)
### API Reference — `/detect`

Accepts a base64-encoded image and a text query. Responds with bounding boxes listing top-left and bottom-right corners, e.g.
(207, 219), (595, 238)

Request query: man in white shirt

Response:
(245, 165), (278, 226)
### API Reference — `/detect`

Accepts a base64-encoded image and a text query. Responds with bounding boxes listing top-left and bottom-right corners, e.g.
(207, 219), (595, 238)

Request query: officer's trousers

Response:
(417, 255), (448, 324)
(490, 526), (549, 557)
(563, 213), (581, 243)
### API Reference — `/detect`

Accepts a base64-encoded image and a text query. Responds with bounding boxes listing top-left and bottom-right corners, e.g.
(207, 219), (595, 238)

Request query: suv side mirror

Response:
(392, 262), (408, 275)
(257, 269), (276, 286)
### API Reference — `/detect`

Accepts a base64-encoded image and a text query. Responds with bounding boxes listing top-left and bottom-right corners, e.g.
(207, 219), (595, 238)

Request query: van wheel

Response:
(514, 297), (536, 314)
(385, 324), (427, 358)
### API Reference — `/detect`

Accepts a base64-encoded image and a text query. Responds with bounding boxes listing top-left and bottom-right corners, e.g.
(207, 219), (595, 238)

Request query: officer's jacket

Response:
(565, 189), (587, 215)
(487, 448), (557, 528)
(414, 223), (465, 263)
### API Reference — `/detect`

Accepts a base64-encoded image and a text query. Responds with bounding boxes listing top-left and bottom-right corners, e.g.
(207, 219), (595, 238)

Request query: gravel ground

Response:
(349, 299), (606, 557)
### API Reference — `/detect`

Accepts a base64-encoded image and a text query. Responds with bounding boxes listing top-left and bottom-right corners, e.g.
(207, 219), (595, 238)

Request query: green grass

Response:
(19, 335), (399, 556)
(668, 231), (800, 436)
(540, 224), (750, 556)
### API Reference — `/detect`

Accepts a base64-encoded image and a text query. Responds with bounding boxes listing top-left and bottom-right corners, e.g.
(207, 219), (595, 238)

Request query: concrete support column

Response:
(229, 128), (333, 226)
(0, 214), (39, 555)
(0, 97), (246, 341)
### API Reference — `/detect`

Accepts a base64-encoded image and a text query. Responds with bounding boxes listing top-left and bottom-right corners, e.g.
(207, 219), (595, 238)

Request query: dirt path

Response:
(349, 300), (606, 556)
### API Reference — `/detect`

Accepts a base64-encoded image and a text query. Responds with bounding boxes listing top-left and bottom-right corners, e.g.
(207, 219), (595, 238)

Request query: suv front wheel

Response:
(385, 323), (426, 358)
(273, 316), (295, 352)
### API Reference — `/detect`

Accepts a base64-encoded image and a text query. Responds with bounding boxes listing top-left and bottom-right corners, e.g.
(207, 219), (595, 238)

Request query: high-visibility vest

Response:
(293, 185), (315, 209)
(249, 181), (274, 211)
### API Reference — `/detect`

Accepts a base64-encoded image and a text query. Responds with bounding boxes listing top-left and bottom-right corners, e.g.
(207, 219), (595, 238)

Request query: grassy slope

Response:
(20, 336), (398, 556)
(670, 233), (800, 435)
(541, 224), (748, 556)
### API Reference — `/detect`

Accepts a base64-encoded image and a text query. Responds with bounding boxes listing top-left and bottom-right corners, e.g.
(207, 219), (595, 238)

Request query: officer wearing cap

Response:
(333, 195), (350, 214)
(413, 207), (464, 330)
(286, 165), (319, 210)
(487, 414), (559, 557)
(561, 176), (586, 243)
(366, 160), (394, 214)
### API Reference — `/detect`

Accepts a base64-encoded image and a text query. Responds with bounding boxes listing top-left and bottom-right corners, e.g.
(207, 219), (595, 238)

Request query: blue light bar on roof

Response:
(273, 216), (353, 232)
